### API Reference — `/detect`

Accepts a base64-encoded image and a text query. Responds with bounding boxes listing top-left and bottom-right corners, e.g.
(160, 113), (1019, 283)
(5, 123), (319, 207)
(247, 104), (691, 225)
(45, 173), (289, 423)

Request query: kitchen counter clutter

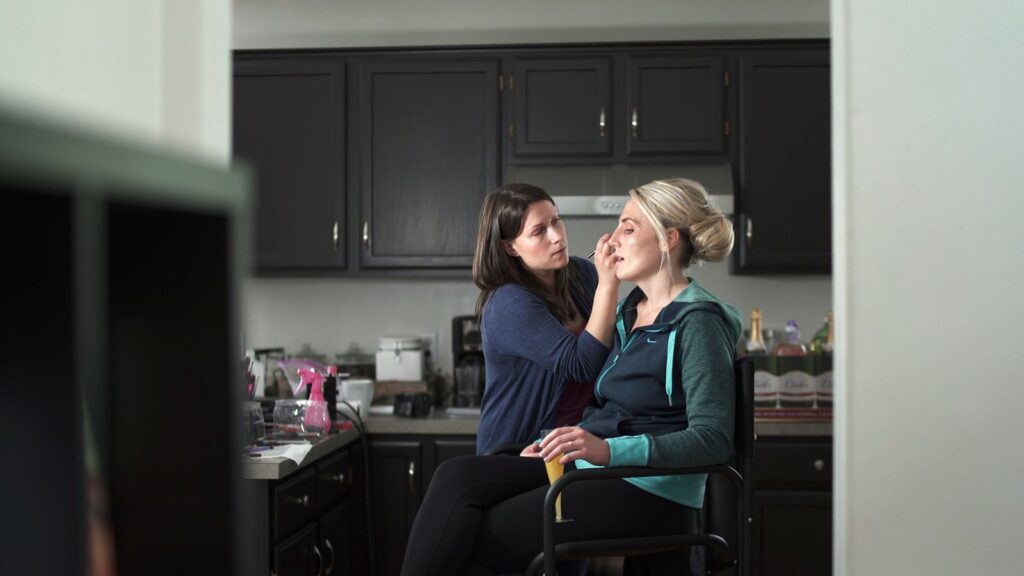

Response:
(243, 410), (478, 481)
(244, 411), (830, 480)
(244, 427), (361, 481)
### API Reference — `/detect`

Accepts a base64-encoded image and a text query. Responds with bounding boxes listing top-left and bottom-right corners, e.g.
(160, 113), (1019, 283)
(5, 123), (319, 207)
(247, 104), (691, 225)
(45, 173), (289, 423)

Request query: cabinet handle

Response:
(745, 217), (753, 247)
(332, 221), (339, 252)
(408, 461), (416, 493)
(312, 543), (324, 576)
(631, 107), (638, 138)
(327, 472), (345, 484)
(323, 539), (335, 575)
(362, 221), (370, 251)
(598, 107), (606, 138)
(813, 459), (825, 472)
(286, 494), (310, 507)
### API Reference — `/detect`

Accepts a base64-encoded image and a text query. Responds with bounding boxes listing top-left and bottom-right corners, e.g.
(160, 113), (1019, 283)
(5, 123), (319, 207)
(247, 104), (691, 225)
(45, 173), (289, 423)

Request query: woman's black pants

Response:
(399, 455), (700, 576)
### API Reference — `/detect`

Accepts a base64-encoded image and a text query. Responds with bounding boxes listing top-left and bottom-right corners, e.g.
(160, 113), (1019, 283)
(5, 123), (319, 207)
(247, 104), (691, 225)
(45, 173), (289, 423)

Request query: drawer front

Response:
(316, 448), (351, 511)
(273, 522), (318, 576)
(273, 467), (317, 541)
(753, 441), (832, 487)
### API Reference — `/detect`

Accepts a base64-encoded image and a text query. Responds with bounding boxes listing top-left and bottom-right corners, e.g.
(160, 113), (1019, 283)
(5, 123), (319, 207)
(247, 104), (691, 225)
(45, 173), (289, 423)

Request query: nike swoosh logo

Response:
(646, 337), (657, 344)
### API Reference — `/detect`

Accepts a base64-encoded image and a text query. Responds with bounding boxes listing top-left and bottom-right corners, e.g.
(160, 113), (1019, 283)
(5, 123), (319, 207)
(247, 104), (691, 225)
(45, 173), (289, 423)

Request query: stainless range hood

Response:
(504, 163), (734, 217)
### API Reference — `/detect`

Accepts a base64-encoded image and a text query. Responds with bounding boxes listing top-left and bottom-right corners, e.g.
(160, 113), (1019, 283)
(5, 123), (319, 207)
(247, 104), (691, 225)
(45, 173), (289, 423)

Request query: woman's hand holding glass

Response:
(538, 426), (611, 466)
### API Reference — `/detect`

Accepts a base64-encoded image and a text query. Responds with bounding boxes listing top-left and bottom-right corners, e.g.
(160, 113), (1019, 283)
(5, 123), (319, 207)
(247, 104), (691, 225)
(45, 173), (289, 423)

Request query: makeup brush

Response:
(587, 246), (615, 259)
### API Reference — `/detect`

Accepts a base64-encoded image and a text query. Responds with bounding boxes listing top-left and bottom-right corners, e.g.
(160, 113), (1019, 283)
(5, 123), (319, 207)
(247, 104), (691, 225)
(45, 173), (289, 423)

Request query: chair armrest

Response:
(541, 464), (743, 576)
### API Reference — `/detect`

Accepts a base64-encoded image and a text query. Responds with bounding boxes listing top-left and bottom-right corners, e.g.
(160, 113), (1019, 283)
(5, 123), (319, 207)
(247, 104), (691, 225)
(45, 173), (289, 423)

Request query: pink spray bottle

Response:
(298, 368), (331, 437)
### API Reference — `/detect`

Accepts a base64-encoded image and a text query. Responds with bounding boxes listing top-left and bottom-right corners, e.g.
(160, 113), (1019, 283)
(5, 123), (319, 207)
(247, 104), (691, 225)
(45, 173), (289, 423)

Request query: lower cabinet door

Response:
(274, 523), (319, 576)
(370, 440), (424, 576)
(752, 490), (832, 576)
(320, 501), (351, 576)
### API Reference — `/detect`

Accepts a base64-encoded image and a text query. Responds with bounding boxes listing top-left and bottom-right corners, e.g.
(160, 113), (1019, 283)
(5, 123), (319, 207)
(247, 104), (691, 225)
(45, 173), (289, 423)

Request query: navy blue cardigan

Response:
(476, 257), (610, 455)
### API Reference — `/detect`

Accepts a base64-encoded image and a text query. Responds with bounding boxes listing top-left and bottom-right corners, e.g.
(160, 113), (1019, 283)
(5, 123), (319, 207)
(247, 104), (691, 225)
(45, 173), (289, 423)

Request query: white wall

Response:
(0, 0), (230, 161)
(832, 0), (1024, 574)
(234, 0), (830, 49)
(243, 259), (832, 378)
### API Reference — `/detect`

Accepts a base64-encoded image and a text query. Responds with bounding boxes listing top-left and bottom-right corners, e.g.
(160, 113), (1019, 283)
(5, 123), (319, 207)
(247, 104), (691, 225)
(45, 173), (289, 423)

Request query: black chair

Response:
(517, 357), (754, 576)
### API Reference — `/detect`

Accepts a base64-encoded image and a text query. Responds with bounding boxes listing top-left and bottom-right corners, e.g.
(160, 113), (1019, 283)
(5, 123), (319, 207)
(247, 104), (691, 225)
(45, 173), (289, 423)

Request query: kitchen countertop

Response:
(243, 411), (832, 480)
(243, 427), (362, 481)
(242, 410), (478, 480)
(364, 409), (480, 435)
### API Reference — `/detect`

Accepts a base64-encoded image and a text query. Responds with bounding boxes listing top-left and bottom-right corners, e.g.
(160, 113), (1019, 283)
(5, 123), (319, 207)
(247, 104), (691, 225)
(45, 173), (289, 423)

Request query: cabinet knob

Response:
(746, 216), (754, 247)
(362, 221), (370, 251)
(287, 494), (310, 507)
(598, 107), (606, 138)
(408, 461), (416, 493)
(332, 221), (339, 252)
(813, 459), (825, 472)
(631, 107), (638, 138)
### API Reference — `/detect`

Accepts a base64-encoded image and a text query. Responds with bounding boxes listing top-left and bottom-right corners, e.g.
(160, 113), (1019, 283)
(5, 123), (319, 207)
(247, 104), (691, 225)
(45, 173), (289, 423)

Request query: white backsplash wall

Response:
(242, 268), (832, 378)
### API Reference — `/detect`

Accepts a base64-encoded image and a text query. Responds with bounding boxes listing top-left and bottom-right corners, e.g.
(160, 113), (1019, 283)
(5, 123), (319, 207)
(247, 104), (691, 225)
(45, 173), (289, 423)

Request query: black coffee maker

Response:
(452, 315), (484, 407)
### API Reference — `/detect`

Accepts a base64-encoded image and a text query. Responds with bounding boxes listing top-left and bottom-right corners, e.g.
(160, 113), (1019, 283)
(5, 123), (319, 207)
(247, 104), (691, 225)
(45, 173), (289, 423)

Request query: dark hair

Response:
(473, 183), (581, 323)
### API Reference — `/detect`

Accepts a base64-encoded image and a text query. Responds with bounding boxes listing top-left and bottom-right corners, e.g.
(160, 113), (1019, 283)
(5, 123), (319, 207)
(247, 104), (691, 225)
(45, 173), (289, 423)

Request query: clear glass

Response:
(242, 401), (265, 447)
(538, 429), (569, 522)
(272, 400), (307, 439)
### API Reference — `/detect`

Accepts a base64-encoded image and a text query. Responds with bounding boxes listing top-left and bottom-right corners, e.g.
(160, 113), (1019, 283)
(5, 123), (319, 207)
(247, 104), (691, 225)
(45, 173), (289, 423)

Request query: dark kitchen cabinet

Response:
(751, 436), (833, 576)
(509, 56), (614, 159)
(625, 55), (727, 156)
(233, 57), (347, 272)
(353, 58), (500, 269)
(507, 53), (728, 163)
(258, 447), (357, 576)
(735, 48), (831, 273)
(368, 439), (424, 576)
(319, 500), (352, 576)
(366, 434), (476, 576)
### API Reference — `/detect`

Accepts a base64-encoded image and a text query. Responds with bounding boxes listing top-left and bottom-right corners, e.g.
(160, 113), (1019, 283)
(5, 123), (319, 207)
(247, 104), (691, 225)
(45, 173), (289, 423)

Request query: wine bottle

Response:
(745, 308), (768, 356)
(747, 309), (779, 408)
(816, 310), (834, 408)
(774, 320), (808, 356)
(775, 320), (814, 408)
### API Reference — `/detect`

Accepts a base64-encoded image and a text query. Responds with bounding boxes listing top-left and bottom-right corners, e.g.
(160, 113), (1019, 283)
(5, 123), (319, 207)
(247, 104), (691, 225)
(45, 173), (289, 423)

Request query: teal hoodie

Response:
(576, 279), (742, 508)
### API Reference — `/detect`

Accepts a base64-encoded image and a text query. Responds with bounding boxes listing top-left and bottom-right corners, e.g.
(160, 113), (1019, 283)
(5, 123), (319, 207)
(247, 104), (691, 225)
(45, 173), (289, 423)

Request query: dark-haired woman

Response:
(472, 183), (620, 456)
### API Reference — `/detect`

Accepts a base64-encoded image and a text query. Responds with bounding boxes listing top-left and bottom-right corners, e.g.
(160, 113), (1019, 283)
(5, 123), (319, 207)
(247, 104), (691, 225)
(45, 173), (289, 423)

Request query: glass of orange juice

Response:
(539, 429), (567, 522)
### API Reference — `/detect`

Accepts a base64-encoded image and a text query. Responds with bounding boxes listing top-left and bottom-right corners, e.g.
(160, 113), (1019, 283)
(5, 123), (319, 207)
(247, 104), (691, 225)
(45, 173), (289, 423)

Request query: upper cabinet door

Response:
(356, 58), (499, 269)
(626, 55), (726, 156)
(233, 58), (346, 271)
(511, 57), (613, 159)
(736, 49), (831, 273)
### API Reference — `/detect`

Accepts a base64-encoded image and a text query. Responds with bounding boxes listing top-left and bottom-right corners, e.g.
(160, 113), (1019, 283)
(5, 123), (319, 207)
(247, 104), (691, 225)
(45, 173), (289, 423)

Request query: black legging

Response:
(400, 455), (700, 576)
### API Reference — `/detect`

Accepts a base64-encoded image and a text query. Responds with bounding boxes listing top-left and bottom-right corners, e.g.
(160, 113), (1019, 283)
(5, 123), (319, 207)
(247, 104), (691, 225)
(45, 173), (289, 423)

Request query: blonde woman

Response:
(401, 179), (740, 576)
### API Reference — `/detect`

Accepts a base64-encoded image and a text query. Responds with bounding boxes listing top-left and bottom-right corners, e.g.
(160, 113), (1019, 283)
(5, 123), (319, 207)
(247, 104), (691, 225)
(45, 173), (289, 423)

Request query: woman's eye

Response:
(624, 228), (634, 234)
(552, 217), (561, 225)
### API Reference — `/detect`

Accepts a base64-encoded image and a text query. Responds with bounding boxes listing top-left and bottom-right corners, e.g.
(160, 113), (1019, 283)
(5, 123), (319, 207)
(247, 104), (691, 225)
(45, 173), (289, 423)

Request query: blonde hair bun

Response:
(629, 178), (735, 268)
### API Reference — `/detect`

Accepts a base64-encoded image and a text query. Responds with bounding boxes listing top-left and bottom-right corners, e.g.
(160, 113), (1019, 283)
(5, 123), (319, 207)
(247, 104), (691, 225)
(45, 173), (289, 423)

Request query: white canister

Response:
(375, 336), (425, 381)
(340, 379), (375, 418)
